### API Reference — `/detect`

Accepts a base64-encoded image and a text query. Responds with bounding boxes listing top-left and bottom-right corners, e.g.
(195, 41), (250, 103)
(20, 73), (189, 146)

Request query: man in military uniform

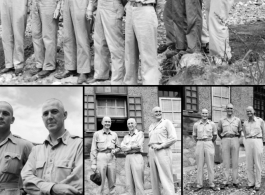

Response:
(121, 118), (145, 195)
(0, 101), (33, 194)
(218, 103), (242, 189)
(243, 106), (265, 191)
(148, 107), (177, 195)
(21, 99), (83, 194)
(90, 116), (120, 195)
(193, 108), (218, 192)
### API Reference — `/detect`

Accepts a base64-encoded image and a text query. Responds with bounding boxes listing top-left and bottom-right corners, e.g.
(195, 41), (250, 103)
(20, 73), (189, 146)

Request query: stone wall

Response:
(84, 87), (94, 94)
(198, 87), (212, 115)
(183, 135), (197, 167)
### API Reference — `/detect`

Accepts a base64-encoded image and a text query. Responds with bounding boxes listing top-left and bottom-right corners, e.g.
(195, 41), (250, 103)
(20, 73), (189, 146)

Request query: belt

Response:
(130, 1), (155, 7)
(0, 183), (19, 189)
(98, 149), (112, 153)
(223, 134), (238, 138)
(126, 152), (142, 155)
(197, 139), (212, 141)
(246, 136), (262, 139)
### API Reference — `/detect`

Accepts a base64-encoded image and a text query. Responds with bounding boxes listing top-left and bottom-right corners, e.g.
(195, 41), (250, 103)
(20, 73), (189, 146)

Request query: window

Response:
(254, 87), (265, 119)
(184, 87), (198, 111)
(159, 98), (181, 123)
(95, 87), (127, 94)
(96, 98), (127, 118)
(84, 94), (96, 132)
(128, 96), (143, 130)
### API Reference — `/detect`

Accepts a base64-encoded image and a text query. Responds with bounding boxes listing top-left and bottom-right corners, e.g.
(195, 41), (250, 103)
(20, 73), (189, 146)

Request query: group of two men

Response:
(0, 0), (164, 85)
(163, 0), (234, 63)
(0, 99), (83, 194)
(90, 107), (178, 195)
(193, 104), (265, 192)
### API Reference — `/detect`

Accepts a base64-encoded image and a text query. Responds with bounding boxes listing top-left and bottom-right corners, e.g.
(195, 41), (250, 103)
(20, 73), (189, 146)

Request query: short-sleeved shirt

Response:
(121, 129), (144, 153)
(217, 116), (242, 136)
(21, 130), (83, 195)
(90, 129), (120, 165)
(193, 119), (217, 139)
(0, 133), (33, 193)
(148, 119), (177, 148)
(243, 117), (265, 140)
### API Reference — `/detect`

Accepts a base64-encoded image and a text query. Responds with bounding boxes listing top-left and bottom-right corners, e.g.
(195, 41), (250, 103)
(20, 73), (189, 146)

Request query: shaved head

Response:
(246, 106), (254, 112)
(0, 101), (13, 116)
(42, 98), (65, 112)
(102, 116), (111, 123)
(152, 106), (161, 113)
(127, 118), (136, 124)
(202, 108), (208, 113)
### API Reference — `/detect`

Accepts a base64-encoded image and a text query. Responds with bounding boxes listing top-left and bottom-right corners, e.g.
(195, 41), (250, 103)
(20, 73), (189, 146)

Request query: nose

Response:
(47, 112), (53, 119)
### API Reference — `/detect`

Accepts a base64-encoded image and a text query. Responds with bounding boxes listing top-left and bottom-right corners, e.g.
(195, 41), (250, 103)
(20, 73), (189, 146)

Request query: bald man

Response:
(193, 108), (218, 192)
(0, 101), (33, 194)
(242, 106), (265, 191)
(148, 107), (177, 195)
(21, 99), (83, 194)
(121, 118), (145, 195)
(90, 116), (120, 195)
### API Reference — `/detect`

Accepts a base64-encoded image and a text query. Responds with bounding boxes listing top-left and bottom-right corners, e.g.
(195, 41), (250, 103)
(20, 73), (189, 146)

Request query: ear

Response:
(64, 111), (68, 120)
(11, 117), (15, 124)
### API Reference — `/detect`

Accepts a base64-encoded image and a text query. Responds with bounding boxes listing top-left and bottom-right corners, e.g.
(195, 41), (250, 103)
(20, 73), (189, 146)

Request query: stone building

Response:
(183, 86), (265, 167)
(85, 86), (182, 194)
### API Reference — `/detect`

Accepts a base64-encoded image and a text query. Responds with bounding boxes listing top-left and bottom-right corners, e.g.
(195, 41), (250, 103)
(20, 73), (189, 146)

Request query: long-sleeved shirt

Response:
(90, 129), (120, 165)
(148, 119), (177, 148)
(217, 116), (242, 137)
(121, 129), (144, 153)
(0, 133), (33, 194)
(193, 119), (217, 139)
(21, 130), (83, 195)
(243, 116), (265, 141)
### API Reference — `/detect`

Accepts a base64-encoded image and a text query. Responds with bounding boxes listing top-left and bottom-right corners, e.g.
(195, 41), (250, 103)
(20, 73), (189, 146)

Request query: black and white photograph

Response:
(84, 86), (182, 195)
(0, 87), (83, 194)
(183, 86), (265, 194)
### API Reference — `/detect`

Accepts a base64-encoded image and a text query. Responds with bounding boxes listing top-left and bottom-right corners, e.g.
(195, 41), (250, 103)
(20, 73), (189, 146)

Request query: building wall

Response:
(198, 87), (212, 115)
(84, 87), (93, 94)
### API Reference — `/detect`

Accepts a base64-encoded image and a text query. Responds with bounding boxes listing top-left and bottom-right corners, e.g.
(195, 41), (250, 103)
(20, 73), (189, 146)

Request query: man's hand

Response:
(51, 184), (81, 195)
(86, 9), (93, 21)
(91, 164), (97, 172)
(121, 145), (131, 152)
(151, 144), (163, 150)
(111, 149), (116, 155)
(53, 8), (60, 19)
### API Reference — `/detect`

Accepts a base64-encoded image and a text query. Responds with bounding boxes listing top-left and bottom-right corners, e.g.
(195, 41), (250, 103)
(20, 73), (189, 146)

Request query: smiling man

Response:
(0, 101), (33, 194)
(21, 98), (83, 195)
(148, 106), (177, 195)
(243, 106), (265, 191)
(121, 118), (145, 195)
(90, 116), (120, 195)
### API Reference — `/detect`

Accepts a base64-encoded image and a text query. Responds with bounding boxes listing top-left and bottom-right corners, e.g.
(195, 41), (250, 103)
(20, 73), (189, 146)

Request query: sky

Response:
(0, 87), (83, 143)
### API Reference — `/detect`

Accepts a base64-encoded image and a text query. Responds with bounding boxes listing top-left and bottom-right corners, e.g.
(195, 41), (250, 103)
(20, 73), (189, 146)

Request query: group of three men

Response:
(0, 0), (164, 85)
(193, 104), (265, 192)
(90, 107), (178, 195)
(0, 99), (83, 194)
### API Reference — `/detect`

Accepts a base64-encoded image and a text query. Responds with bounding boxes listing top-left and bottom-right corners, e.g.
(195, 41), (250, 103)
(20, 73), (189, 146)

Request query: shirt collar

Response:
(44, 130), (70, 146)
(0, 132), (17, 147)
(103, 129), (112, 135)
(129, 129), (138, 136)
(199, 119), (210, 124)
(247, 116), (257, 122)
(224, 116), (235, 122)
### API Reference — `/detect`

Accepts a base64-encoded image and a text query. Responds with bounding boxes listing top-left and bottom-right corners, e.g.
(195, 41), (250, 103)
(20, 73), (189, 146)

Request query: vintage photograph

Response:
(1, 0), (264, 85)
(84, 86), (182, 195)
(183, 86), (265, 194)
(0, 87), (83, 194)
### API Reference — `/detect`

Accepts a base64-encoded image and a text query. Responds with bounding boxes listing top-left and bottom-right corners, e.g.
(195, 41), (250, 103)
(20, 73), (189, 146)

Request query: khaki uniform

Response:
(63, 0), (91, 73)
(218, 116), (241, 185)
(121, 129), (145, 195)
(0, 133), (33, 195)
(148, 119), (177, 195)
(21, 130), (83, 194)
(243, 117), (265, 188)
(90, 129), (120, 195)
(193, 119), (217, 188)
(123, 0), (163, 85)
(1, 0), (29, 69)
(204, 0), (234, 59)
(87, 0), (125, 84)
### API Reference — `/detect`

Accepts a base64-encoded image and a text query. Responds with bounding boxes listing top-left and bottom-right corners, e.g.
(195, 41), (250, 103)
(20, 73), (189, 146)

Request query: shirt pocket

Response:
(206, 126), (213, 137)
(254, 123), (262, 135)
(55, 160), (72, 182)
(96, 138), (106, 150)
(2, 152), (22, 175)
(197, 126), (204, 138)
(36, 160), (46, 178)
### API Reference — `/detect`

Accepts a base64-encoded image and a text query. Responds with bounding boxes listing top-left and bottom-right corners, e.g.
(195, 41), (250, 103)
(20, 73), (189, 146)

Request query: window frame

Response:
(184, 87), (199, 112)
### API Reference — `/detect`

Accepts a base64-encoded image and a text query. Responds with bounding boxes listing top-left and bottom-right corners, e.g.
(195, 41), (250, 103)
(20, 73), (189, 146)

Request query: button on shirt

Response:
(218, 116), (242, 137)
(0, 133), (33, 193)
(121, 129), (144, 153)
(21, 130), (83, 195)
(193, 120), (217, 139)
(148, 119), (177, 148)
(243, 117), (265, 140)
(90, 129), (120, 166)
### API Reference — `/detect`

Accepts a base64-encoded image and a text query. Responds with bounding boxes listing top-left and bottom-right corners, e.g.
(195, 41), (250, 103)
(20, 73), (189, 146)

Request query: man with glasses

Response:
(193, 108), (218, 192)
(90, 116), (120, 195)
(243, 106), (265, 191)
(217, 103), (242, 189)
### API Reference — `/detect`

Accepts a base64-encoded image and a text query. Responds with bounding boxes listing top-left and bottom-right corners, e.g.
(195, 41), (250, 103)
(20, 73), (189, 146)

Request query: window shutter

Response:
(128, 96), (144, 131)
(84, 94), (96, 132)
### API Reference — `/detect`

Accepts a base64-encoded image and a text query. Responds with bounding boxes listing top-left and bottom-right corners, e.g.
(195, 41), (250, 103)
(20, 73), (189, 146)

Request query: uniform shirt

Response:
(148, 119), (177, 148)
(121, 129), (144, 153)
(0, 133), (33, 193)
(90, 129), (120, 166)
(243, 116), (265, 140)
(21, 130), (83, 195)
(217, 116), (242, 136)
(193, 119), (217, 139)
